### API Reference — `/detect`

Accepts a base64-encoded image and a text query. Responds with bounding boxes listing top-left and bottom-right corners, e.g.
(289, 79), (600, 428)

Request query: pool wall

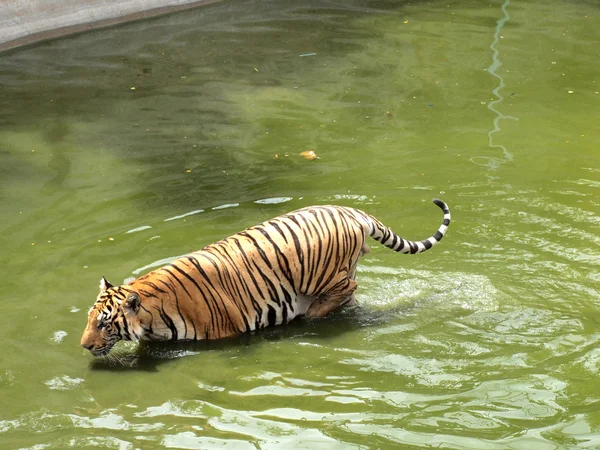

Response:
(0, 0), (221, 52)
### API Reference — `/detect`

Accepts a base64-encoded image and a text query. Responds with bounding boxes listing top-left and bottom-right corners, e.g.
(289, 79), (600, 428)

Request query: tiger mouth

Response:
(90, 347), (111, 357)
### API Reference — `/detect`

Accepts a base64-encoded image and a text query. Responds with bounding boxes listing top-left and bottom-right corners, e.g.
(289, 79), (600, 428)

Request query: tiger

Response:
(81, 199), (451, 357)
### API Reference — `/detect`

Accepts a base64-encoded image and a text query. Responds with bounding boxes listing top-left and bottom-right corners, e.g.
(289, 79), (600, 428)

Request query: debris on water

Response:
(568, 90), (574, 94)
(428, 103), (434, 107)
(299, 53), (317, 57)
(186, 169), (192, 173)
(300, 150), (319, 160)
(254, 68), (259, 72)
(130, 87), (136, 90)
(108, 237), (114, 241)
(404, 20), (409, 24)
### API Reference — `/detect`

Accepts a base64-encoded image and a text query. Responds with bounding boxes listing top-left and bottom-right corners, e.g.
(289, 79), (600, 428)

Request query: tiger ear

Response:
(124, 292), (141, 315)
(99, 276), (113, 291)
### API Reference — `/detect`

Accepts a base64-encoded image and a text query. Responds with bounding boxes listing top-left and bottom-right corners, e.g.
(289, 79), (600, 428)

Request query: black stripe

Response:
(268, 220), (289, 244)
(231, 237), (269, 300)
(396, 238), (406, 253)
(184, 257), (239, 338)
(305, 218), (325, 290)
(280, 220), (305, 291)
(288, 216), (312, 274)
(138, 289), (158, 298)
(336, 209), (354, 254)
(154, 304), (178, 340)
(211, 244), (264, 326)
(390, 232), (398, 249)
(154, 277), (186, 339)
(181, 257), (225, 332)
(203, 250), (251, 315)
(296, 216), (315, 292)
(267, 304), (277, 327)
(250, 260), (282, 306)
(239, 231), (274, 270)
(162, 266), (192, 339)
(309, 209), (333, 293)
(281, 301), (288, 324)
(139, 304), (155, 338)
(312, 211), (338, 294)
(121, 317), (131, 339)
(113, 291), (126, 300)
(200, 252), (251, 333)
(255, 227), (295, 291)
(140, 280), (169, 294)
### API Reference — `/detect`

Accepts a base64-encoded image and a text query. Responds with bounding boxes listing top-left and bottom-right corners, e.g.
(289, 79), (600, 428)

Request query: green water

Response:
(1, 0), (599, 447)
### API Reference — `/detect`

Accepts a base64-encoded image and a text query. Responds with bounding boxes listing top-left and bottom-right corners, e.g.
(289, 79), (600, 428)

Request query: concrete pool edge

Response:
(0, 0), (223, 53)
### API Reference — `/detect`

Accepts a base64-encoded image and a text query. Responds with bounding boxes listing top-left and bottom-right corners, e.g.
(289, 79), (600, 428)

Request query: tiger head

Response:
(80, 277), (143, 357)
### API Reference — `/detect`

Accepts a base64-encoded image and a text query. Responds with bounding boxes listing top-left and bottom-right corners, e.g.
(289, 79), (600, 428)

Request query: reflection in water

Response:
(472, 0), (519, 170)
(41, 121), (73, 195)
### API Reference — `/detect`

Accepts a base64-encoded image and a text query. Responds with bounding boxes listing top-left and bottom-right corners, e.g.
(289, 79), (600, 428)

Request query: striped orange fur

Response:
(81, 200), (451, 357)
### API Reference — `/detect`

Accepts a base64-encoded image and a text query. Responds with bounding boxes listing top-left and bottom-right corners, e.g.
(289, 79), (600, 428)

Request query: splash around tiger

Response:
(81, 199), (451, 357)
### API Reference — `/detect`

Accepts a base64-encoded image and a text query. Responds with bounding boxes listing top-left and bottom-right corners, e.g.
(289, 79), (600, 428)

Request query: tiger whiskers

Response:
(103, 347), (136, 367)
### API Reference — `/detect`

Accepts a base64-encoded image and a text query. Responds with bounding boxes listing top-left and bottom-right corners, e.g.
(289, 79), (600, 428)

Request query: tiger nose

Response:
(81, 342), (94, 350)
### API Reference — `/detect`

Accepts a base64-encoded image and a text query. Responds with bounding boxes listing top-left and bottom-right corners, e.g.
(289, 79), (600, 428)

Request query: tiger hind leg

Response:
(305, 279), (358, 318)
(343, 248), (366, 307)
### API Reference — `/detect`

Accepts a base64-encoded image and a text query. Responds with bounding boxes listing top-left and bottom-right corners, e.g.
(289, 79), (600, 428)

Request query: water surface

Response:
(1, 0), (599, 448)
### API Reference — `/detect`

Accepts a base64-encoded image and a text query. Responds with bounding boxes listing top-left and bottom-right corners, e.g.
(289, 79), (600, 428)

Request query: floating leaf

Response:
(300, 150), (319, 160)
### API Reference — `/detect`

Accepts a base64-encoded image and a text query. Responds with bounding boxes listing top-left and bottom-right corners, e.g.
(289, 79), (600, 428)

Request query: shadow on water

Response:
(87, 302), (402, 371)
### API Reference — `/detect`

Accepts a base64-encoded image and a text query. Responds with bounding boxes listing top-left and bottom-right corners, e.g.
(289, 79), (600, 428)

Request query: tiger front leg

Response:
(305, 279), (358, 318)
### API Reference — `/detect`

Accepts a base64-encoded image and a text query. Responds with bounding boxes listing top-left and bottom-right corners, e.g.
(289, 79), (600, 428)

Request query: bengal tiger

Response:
(81, 199), (451, 357)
